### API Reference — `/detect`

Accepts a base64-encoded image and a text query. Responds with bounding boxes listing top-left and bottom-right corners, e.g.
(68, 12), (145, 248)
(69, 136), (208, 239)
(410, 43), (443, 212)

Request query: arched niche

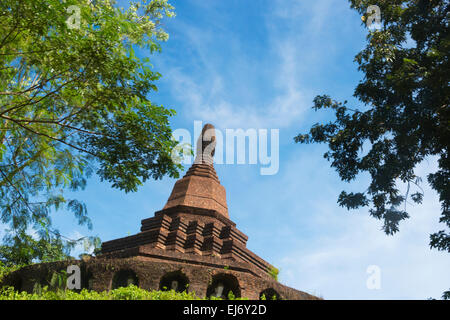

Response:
(10, 274), (23, 292)
(80, 268), (94, 291)
(259, 288), (281, 300)
(111, 269), (138, 289)
(206, 273), (240, 299)
(30, 274), (49, 294)
(159, 270), (189, 292)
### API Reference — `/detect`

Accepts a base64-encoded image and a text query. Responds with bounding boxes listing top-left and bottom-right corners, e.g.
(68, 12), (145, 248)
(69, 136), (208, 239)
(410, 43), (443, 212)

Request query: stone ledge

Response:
(0, 257), (320, 300)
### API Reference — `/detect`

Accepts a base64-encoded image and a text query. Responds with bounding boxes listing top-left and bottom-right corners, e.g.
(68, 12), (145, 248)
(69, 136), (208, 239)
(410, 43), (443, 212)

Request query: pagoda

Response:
(1, 124), (318, 300)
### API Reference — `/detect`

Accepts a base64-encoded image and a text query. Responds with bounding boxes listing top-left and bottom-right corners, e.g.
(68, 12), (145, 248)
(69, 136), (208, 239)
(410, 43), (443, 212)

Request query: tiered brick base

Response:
(1, 203), (319, 299)
(0, 256), (319, 300)
(101, 204), (273, 279)
(0, 125), (320, 300)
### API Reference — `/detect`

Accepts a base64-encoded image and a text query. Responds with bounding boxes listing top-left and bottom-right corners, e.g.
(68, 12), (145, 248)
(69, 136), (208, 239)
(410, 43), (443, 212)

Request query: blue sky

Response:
(5, 0), (448, 299)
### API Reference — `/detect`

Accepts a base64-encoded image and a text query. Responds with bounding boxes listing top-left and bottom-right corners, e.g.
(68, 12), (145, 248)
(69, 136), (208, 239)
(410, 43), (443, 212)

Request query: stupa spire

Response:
(163, 124), (229, 217)
(194, 123), (216, 166)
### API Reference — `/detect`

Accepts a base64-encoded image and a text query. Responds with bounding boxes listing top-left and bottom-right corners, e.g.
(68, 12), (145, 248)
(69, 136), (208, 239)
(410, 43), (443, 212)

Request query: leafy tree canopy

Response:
(0, 0), (180, 265)
(295, 0), (448, 298)
(0, 284), (248, 300)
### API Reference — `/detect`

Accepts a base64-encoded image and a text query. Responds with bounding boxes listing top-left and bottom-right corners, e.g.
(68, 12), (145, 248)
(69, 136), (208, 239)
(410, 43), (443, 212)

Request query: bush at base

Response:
(0, 284), (248, 300)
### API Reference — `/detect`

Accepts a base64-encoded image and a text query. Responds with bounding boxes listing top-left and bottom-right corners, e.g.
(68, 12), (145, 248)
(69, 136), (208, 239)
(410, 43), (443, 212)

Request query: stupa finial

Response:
(163, 123), (228, 217)
(194, 123), (216, 165)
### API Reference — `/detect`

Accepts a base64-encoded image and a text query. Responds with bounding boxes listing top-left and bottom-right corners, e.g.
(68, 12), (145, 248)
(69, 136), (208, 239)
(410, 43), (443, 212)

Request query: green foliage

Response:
(260, 293), (278, 300)
(268, 267), (279, 281)
(0, 228), (72, 266)
(443, 290), (450, 300)
(49, 270), (68, 291)
(0, 284), (248, 300)
(0, 217), (101, 266)
(207, 290), (247, 301)
(295, 3), (449, 249)
(0, 0), (179, 265)
(0, 260), (22, 283)
(295, 0), (449, 298)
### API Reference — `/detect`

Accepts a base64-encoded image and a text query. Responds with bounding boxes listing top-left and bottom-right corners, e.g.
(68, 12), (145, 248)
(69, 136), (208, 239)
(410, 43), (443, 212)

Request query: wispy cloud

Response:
(157, 0), (365, 131)
(165, 56), (308, 129)
(270, 154), (450, 299)
(28, 0), (446, 301)
(156, 1), (333, 129)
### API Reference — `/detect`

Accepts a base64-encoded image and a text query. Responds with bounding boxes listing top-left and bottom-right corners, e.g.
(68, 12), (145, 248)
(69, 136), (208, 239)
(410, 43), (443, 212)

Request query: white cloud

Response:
(165, 56), (309, 130)
(148, 0), (450, 300)
(67, 231), (93, 258)
(272, 154), (450, 299)
(159, 0), (363, 131)
(157, 1), (330, 130)
(222, 147), (449, 299)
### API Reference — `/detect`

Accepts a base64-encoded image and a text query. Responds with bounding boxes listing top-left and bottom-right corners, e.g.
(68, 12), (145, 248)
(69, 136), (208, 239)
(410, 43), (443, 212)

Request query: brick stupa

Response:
(1, 124), (318, 300)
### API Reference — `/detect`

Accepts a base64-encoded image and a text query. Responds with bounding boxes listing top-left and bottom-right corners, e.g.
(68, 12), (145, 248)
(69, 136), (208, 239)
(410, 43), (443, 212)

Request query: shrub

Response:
(268, 267), (279, 281)
(0, 284), (249, 300)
